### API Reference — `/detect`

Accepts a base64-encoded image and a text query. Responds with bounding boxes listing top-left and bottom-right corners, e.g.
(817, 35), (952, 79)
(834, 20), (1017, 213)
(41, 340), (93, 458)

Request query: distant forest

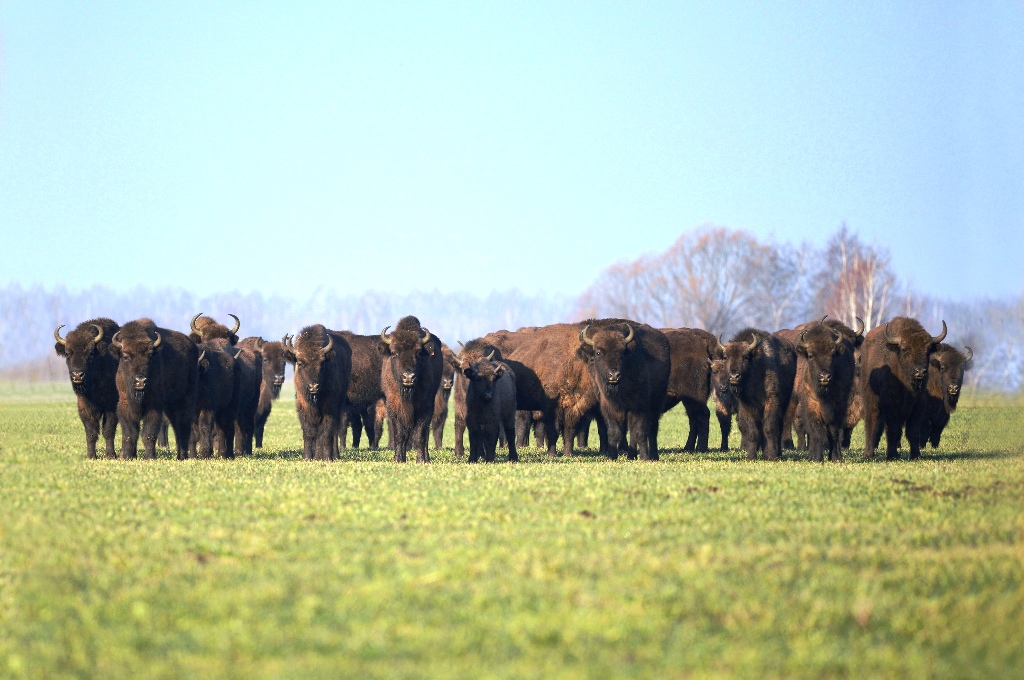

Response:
(4, 225), (1022, 391)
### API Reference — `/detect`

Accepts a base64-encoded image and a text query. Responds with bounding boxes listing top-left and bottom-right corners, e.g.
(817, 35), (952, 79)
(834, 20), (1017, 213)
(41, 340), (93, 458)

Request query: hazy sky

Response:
(2, 2), (1022, 300)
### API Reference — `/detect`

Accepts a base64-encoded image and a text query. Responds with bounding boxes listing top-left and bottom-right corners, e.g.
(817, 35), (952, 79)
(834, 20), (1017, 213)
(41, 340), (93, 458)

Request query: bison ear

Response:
(282, 348), (297, 364)
(494, 364), (505, 377)
(229, 334), (239, 346)
(54, 342), (67, 357)
(426, 345), (435, 357)
(189, 332), (203, 344)
(324, 349), (336, 360)
(930, 356), (941, 368)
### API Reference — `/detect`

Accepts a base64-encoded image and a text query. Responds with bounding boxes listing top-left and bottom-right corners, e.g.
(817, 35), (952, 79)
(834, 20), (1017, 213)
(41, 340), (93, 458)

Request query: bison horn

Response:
(197, 349), (206, 364)
(580, 325), (595, 347)
(833, 331), (843, 348)
(234, 349), (244, 359)
(819, 315), (828, 324)
(622, 324), (634, 345)
(798, 329), (807, 346)
(746, 334), (759, 353)
(854, 317), (865, 338)
(884, 322), (901, 345)
(322, 333), (334, 355)
(54, 325), (67, 346)
(931, 320), (947, 345)
(91, 324), (104, 344)
(111, 331), (122, 349)
(152, 332), (162, 349)
(964, 346), (973, 362)
(420, 327), (432, 346)
(190, 313), (203, 335)
(458, 340), (465, 349)
(380, 326), (392, 346)
(281, 334), (292, 348)
(228, 314), (240, 335)
(485, 350), (495, 361)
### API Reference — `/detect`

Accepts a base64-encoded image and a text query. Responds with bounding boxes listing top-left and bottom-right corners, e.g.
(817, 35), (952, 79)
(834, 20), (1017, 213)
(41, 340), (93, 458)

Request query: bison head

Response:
(578, 323), (635, 395)
(111, 321), (163, 402)
(797, 322), (851, 397)
(884, 317), (947, 393)
(929, 344), (973, 412)
(461, 351), (505, 402)
(189, 313), (240, 346)
(720, 330), (762, 393)
(381, 317), (434, 400)
(261, 337), (290, 398)
(284, 326), (335, 405)
(54, 322), (107, 395)
(709, 358), (737, 412)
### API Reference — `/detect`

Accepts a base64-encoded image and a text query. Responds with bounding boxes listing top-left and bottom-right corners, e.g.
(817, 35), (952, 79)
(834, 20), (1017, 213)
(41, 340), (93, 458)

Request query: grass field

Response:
(1, 382), (1022, 678)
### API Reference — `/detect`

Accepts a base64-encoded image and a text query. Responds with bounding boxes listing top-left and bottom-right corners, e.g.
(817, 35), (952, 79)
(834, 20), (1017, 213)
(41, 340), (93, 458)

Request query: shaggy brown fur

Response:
(920, 343), (972, 449)
(460, 357), (518, 462)
(450, 339), (505, 458)
(660, 328), (722, 452)
(191, 344), (240, 459)
(337, 332), (386, 450)
(380, 316), (443, 463)
(238, 336), (287, 449)
(430, 344), (456, 448)
(188, 313), (241, 346)
(709, 358), (737, 451)
(793, 322), (857, 462)
(54, 318), (121, 459)
(283, 325), (352, 460)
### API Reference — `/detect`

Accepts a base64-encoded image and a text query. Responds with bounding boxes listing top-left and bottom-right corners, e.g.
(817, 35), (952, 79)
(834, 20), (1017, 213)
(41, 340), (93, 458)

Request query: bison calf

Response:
(458, 350), (518, 463)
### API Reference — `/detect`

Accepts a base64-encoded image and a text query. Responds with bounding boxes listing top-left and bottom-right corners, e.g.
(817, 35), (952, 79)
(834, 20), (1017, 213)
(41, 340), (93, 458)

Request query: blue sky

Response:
(2, 2), (1022, 300)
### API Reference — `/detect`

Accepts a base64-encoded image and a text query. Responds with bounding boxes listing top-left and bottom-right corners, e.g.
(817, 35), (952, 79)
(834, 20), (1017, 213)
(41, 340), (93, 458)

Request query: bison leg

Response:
(157, 416), (170, 448)
(883, 416), (903, 461)
(504, 411), (519, 463)
(197, 410), (215, 459)
(515, 411), (531, 447)
(119, 414), (140, 460)
(737, 408), (760, 460)
(338, 409), (351, 449)
(140, 410), (163, 460)
(717, 409), (732, 451)
(804, 412), (826, 463)
(431, 414), (445, 449)
(351, 411), (364, 449)
(254, 407), (269, 449)
(842, 426), (853, 449)
(314, 416), (336, 461)
(102, 410), (118, 459)
(453, 413), (467, 459)
(681, 398), (711, 452)
(216, 409), (236, 459)
(77, 397), (101, 460)
(781, 395), (797, 450)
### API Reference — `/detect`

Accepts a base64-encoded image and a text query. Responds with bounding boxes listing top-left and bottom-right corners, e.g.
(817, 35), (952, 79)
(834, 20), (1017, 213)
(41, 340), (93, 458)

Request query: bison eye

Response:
(296, 360), (305, 368)
(595, 350), (603, 357)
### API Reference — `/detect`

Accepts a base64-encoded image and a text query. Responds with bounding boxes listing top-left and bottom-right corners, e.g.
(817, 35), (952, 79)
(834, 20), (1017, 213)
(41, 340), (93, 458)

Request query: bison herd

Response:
(53, 312), (973, 463)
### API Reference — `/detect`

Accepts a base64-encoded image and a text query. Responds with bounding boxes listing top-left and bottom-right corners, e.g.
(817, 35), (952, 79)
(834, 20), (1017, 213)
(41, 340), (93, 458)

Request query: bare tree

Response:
(813, 224), (900, 329)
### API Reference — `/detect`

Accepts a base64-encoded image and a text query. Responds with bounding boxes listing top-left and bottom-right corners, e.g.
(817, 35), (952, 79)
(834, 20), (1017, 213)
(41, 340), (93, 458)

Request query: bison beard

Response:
(284, 325), (352, 461)
(380, 316), (443, 463)
(54, 318), (121, 459)
(111, 319), (199, 460)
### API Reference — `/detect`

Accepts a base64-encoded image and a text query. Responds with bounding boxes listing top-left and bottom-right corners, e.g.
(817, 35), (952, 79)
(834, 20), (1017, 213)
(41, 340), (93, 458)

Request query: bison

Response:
(336, 331), (386, 450)
(430, 344), (456, 448)
(237, 335), (290, 449)
(110, 318), (199, 460)
(450, 339), (505, 458)
(861, 316), (947, 460)
(920, 344), (973, 449)
(709, 357), (736, 451)
(54, 318), (121, 459)
(283, 325), (352, 460)
(719, 328), (797, 461)
(191, 345), (240, 459)
(792, 320), (858, 462)
(455, 348), (519, 462)
(380, 316), (443, 463)
(660, 328), (722, 452)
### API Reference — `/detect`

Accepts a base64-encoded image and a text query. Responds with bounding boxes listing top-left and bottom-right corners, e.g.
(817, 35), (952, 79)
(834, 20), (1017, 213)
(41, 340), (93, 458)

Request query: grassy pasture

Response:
(0, 383), (1022, 678)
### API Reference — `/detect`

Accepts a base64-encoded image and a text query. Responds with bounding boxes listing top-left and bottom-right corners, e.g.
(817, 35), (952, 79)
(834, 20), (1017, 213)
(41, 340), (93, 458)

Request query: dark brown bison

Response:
(578, 320), (671, 460)
(54, 318), (121, 459)
(430, 344), (456, 448)
(110, 319), (199, 460)
(190, 315), (260, 455)
(191, 345), (240, 459)
(660, 328), (721, 452)
(719, 328), (797, 461)
(919, 344), (973, 449)
(709, 357), (736, 451)
(450, 339), (505, 458)
(861, 316), (947, 460)
(455, 348), (518, 462)
(380, 316), (443, 463)
(283, 325), (352, 460)
(336, 331), (386, 450)
(792, 320), (858, 462)
(238, 335), (289, 449)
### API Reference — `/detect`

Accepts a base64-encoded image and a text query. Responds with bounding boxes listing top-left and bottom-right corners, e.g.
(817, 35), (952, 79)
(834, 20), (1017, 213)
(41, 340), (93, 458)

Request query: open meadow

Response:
(1, 382), (1022, 678)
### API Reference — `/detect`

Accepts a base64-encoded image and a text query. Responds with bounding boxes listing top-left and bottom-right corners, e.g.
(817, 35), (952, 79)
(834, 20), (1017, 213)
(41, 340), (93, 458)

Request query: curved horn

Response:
(380, 326), (392, 346)
(234, 348), (244, 359)
(322, 333), (334, 354)
(580, 324), (595, 347)
(799, 329), (807, 346)
(91, 324), (104, 344)
(622, 324), (634, 345)
(457, 340), (465, 349)
(884, 322), (901, 345)
(152, 332), (162, 349)
(190, 313), (202, 335)
(420, 327), (432, 346)
(54, 325), (67, 346)
(931, 320), (947, 345)
(964, 346), (973, 362)
(833, 330), (843, 349)
(819, 315), (828, 324)
(197, 349), (206, 364)
(485, 350), (496, 361)
(111, 331), (122, 349)
(746, 334), (759, 353)
(227, 314), (240, 335)
(854, 317), (865, 338)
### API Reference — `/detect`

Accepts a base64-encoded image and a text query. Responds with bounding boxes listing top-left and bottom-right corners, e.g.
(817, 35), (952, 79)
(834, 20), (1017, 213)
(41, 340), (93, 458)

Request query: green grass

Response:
(1, 384), (1022, 678)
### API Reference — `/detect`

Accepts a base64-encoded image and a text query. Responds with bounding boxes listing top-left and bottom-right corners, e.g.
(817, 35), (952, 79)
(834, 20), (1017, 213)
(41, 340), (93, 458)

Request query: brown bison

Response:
(336, 331), (386, 450)
(191, 345), (240, 459)
(660, 328), (722, 452)
(920, 344), (973, 449)
(238, 335), (290, 449)
(861, 316), (947, 460)
(380, 317), (443, 463)
(709, 357), (736, 451)
(792, 320), (858, 462)
(578, 320), (671, 460)
(190, 315), (260, 455)
(110, 319), (199, 460)
(719, 328), (797, 461)
(455, 348), (519, 462)
(283, 325), (352, 460)
(54, 318), (121, 459)
(430, 344), (456, 448)
(450, 339), (505, 458)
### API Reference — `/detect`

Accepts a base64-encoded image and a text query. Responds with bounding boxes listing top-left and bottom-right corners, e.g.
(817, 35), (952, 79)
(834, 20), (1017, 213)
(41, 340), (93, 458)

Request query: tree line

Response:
(3, 225), (1021, 391)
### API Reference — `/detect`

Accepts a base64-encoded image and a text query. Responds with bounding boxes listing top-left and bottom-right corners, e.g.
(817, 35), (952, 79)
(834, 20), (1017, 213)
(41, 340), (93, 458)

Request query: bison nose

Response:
(401, 371), (416, 387)
(819, 372), (831, 385)
(133, 376), (147, 389)
(728, 373), (741, 385)
(70, 371), (85, 383)
(948, 385), (960, 395)
(307, 382), (320, 394)
(273, 374), (285, 386)
(913, 368), (927, 381)
(607, 370), (621, 384)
